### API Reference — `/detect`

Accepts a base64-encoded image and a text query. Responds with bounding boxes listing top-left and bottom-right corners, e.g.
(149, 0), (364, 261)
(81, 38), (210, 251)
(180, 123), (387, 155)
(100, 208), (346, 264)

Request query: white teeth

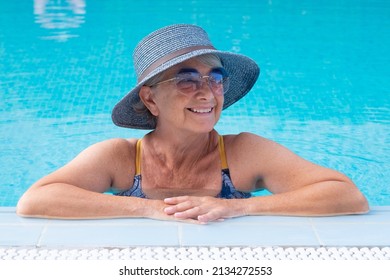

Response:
(189, 108), (212, 113)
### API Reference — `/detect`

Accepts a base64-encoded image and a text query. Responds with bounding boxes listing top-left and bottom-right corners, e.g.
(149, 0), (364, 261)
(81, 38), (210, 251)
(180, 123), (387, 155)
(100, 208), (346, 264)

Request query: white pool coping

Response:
(1, 206), (390, 260)
(1, 206), (389, 248)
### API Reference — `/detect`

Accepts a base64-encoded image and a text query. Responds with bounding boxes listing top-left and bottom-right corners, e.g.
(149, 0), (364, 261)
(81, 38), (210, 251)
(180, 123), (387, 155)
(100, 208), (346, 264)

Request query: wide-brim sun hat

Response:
(112, 24), (260, 130)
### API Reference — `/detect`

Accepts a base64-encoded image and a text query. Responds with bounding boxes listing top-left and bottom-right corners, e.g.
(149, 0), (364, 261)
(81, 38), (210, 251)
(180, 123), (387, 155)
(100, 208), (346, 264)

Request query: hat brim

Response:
(112, 49), (260, 130)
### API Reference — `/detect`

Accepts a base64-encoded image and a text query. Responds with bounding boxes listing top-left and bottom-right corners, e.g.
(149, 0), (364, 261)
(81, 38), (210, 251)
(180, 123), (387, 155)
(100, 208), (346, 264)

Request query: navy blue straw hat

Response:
(112, 24), (260, 129)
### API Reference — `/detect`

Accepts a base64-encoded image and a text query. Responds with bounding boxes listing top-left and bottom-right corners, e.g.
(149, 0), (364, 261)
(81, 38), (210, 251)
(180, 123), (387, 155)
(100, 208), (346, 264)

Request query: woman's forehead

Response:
(165, 58), (212, 76)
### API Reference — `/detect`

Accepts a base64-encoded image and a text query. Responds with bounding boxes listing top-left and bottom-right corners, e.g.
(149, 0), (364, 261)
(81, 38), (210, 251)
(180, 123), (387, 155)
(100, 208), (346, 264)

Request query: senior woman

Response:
(17, 24), (368, 223)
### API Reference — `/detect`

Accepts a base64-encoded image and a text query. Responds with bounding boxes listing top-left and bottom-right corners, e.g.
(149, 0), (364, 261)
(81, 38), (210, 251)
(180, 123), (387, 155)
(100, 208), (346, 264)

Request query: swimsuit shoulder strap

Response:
(135, 139), (142, 175)
(218, 135), (229, 170)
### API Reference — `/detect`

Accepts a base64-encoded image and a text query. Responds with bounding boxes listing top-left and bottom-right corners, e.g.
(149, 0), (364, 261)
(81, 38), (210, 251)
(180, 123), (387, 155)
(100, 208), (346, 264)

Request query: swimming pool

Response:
(0, 0), (389, 207)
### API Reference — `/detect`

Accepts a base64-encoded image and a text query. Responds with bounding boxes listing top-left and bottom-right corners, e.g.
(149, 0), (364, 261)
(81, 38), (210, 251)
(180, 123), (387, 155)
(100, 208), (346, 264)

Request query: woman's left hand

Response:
(163, 196), (246, 224)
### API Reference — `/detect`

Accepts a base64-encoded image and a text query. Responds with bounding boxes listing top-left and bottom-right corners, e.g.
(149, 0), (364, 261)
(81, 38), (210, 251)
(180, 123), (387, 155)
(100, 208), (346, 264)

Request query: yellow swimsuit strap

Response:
(135, 135), (228, 175)
(135, 139), (142, 175)
(218, 135), (229, 170)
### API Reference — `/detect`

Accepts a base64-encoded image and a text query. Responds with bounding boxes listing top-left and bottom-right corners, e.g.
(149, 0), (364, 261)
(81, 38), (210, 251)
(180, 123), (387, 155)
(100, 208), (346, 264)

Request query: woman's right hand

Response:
(146, 199), (201, 224)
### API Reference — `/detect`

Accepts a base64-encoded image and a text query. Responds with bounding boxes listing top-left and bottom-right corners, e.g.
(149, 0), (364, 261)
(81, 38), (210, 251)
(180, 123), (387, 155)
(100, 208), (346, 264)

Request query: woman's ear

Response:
(139, 86), (159, 116)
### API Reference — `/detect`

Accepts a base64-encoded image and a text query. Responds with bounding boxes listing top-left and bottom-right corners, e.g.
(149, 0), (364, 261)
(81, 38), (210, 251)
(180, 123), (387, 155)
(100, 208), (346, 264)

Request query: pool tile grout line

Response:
(36, 225), (48, 247)
(308, 218), (325, 246)
(177, 225), (183, 246)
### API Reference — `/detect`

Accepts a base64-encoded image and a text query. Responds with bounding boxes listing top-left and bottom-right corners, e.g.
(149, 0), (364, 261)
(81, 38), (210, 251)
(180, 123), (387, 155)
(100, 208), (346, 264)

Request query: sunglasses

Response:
(152, 68), (229, 95)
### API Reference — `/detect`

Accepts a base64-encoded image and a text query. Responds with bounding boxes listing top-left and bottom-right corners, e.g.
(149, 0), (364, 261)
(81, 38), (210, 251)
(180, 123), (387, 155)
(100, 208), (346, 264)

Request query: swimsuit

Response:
(115, 135), (251, 199)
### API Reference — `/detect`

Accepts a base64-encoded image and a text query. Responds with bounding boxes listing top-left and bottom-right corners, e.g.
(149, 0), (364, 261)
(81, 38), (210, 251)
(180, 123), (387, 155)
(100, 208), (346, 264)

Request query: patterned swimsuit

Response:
(115, 135), (251, 199)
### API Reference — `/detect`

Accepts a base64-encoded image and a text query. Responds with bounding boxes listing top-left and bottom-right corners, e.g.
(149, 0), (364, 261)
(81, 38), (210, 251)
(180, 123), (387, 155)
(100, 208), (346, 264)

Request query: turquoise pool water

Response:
(0, 0), (389, 206)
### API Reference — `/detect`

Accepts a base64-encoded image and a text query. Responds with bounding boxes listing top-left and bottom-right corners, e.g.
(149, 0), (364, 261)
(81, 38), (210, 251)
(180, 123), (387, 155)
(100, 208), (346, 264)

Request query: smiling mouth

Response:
(187, 108), (213, 113)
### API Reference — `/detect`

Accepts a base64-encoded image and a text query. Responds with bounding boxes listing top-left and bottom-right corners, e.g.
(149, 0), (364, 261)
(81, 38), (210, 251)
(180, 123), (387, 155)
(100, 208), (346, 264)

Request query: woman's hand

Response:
(163, 196), (247, 224)
(145, 199), (200, 224)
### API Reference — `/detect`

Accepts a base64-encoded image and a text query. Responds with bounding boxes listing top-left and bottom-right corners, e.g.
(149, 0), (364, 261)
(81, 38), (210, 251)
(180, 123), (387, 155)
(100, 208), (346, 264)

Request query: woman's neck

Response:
(144, 129), (219, 170)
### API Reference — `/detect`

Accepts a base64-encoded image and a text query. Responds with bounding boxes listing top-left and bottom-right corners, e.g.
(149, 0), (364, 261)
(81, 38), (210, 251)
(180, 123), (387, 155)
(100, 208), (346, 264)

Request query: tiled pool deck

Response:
(1, 206), (389, 248)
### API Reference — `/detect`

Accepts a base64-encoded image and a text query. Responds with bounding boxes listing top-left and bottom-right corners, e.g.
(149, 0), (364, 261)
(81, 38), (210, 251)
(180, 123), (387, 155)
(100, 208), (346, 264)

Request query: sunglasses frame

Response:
(152, 68), (229, 95)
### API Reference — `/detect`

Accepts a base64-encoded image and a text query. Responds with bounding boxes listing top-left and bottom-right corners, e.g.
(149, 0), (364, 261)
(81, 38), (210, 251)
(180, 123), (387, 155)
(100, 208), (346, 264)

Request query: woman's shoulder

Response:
(76, 138), (139, 165)
(222, 132), (272, 149)
(104, 137), (138, 149)
(85, 138), (140, 190)
(90, 138), (138, 150)
(221, 132), (283, 167)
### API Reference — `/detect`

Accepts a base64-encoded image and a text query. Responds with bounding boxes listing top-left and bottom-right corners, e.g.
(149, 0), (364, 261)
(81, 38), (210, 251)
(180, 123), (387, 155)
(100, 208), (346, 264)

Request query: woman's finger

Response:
(164, 200), (195, 215)
(164, 196), (190, 205)
(173, 206), (201, 219)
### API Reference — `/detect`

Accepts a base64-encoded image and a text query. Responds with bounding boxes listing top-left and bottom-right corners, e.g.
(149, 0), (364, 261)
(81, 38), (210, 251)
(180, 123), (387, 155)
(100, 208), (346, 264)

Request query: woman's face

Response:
(151, 58), (225, 134)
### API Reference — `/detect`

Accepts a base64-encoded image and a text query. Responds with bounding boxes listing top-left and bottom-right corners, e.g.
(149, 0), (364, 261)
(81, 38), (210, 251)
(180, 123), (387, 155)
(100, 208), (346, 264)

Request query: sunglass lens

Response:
(210, 72), (229, 94)
(175, 73), (199, 93)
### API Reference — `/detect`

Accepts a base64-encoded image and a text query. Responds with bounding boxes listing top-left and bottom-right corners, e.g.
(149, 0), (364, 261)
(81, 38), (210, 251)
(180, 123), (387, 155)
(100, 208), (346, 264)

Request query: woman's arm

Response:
(17, 182), (169, 219)
(16, 138), (172, 220)
(235, 132), (369, 216)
